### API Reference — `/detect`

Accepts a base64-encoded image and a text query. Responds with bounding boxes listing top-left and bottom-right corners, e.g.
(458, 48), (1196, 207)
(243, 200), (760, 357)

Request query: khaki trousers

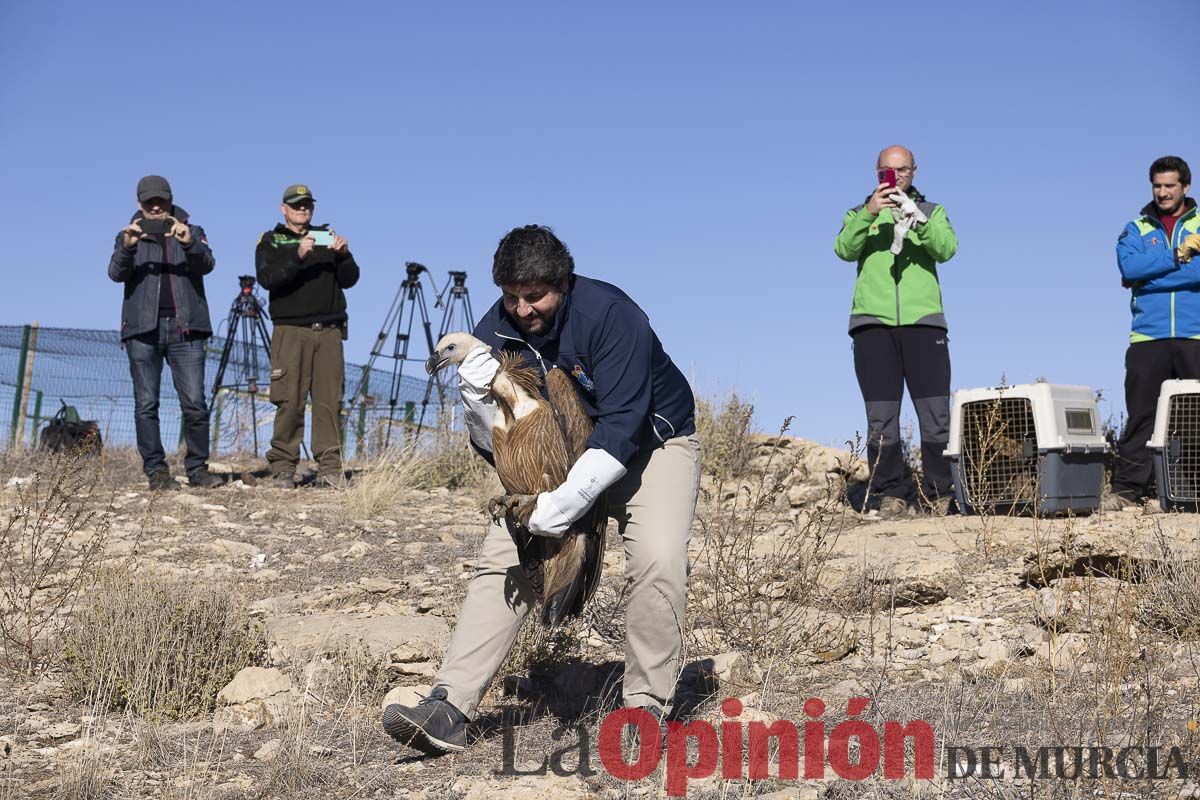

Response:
(435, 434), (702, 719)
(267, 324), (345, 477)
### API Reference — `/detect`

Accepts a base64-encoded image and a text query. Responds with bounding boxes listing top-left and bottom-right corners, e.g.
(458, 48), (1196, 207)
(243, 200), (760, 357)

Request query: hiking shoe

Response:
(924, 496), (954, 517)
(621, 705), (668, 754)
(147, 470), (179, 492)
(1101, 493), (1137, 512)
(270, 473), (295, 490)
(877, 496), (911, 519)
(187, 470), (224, 489)
(382, 687), (468, 755)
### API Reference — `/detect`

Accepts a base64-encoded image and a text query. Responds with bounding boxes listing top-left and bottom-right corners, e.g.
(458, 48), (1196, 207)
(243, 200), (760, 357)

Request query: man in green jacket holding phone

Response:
(255, 184), (359, 488)
(834, 145), (958, 517)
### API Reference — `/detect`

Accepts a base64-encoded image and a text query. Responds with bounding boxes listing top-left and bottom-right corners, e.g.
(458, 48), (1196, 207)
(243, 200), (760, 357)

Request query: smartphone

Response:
(878, 168), (897, 189)
(308, 229), (335, 247)
(139, 217), (172, 235)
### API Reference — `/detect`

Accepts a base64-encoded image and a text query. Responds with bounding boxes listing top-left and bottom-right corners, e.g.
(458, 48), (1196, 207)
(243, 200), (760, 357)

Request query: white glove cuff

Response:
(461, 392), (495, 453)
(551, 448), (627, 520)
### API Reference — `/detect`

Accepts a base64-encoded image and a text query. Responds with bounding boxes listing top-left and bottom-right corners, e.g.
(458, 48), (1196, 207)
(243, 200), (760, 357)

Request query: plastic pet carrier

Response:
(1149, 379), (1200, 510)
(944, 383), (1106, 515)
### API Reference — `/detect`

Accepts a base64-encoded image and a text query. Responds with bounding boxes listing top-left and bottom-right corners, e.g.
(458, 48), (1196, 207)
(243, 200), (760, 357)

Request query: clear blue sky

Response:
(1, 1), (1194, 446)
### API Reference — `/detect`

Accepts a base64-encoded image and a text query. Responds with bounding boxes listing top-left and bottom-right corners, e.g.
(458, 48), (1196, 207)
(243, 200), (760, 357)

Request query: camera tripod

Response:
(349, 263), (475, 447)
(210, 275), (272, 455)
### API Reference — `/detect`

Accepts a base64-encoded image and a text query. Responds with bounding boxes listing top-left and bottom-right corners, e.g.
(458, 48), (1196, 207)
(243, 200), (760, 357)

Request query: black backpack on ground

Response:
(39, 401), (102, 456)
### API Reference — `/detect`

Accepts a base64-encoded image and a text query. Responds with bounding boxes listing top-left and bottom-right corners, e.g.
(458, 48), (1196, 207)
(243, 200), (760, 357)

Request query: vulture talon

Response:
(486, 494), (537, 526)
(509, 495), (538, 526)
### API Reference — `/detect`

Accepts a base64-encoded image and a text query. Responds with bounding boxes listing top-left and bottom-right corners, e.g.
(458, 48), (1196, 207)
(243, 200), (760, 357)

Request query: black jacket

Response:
(107, 207), (215, 340)
(474, 275), (696, 466)
(254, 224), (360, 326)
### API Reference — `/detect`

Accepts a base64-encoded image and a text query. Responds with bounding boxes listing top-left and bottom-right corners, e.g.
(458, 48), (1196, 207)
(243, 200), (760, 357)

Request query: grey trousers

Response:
(434, 434), (702, 719)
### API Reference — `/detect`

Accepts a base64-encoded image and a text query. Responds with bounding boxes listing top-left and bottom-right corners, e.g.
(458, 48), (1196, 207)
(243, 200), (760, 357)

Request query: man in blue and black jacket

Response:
(108, 175), (221, 491)
(384, 225), (700, 755)
(1110, 156), (1200, 507)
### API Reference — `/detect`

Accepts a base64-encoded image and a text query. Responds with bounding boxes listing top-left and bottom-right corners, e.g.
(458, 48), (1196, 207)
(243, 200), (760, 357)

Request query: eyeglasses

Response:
(879, 166), (914, 176)
(287, 201), (314, 211)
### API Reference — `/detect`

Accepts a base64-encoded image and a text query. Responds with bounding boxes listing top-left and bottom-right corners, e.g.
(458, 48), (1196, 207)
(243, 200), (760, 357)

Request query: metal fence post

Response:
(15, 321), (39, 448)
(30, 390), (43, 449)
(9, 325), (30, 448)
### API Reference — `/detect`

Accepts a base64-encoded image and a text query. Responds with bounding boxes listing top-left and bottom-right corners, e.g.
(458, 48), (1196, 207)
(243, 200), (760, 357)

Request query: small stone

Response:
(44, 722), (81, 740)
(929, 646), (959, 667)
(344, 541), (372, 559)
(977, 641), (1007, 664)
(382, 684), (432, 712)
(253, 740), (282, 761)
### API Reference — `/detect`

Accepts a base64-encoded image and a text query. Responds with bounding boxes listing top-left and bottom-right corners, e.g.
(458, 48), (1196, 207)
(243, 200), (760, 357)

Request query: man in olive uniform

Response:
(255, 184), (359, 488)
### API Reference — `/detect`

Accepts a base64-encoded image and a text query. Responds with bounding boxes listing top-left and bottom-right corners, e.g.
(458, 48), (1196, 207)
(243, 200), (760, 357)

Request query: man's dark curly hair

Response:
(491, 225), (575, 286)
(1150, 155), (1191, 186)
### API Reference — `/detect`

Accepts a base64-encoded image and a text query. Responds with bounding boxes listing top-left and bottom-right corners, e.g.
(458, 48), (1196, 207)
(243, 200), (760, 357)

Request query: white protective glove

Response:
(457, 346), (500, 453)
(527, 448), (628, 538)
(457, 345), (500, 403)
(889, 192), (928, 255)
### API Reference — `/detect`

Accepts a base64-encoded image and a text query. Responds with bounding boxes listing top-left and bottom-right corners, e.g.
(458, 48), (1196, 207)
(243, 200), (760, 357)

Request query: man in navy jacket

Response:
(384, 225), (701, 755)
(108, 175), (221, 491)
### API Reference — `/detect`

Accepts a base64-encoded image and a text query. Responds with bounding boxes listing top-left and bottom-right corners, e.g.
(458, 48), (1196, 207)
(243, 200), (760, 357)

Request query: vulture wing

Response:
(489, 356), (572, 610)
(540, 367), (609, 625)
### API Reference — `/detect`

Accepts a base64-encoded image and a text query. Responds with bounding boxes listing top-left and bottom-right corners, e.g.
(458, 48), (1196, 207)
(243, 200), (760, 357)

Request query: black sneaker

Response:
(382, 687), (468, 755)
(621, 705), (668, 753)
(187, 470), (224, 489)
(147, 470), (179, 492)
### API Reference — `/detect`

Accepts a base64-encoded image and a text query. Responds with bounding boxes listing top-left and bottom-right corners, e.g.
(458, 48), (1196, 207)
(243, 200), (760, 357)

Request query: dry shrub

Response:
(61, 567), (265, 720)
(1139, 550), (1200, 637)
(691, 418), (851, 676)
(694, 392), (756, 478)
(0, 447), (111, 674)
(497, 619), (584, 686)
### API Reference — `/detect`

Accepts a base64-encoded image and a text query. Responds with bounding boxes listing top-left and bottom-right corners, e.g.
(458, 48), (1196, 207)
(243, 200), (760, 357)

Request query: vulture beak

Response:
(425, 352), (448, 375)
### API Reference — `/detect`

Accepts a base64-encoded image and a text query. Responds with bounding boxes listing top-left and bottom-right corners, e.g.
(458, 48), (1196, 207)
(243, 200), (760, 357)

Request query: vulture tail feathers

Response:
(541, 534), (587, 626)
(540, 492), (609, 626)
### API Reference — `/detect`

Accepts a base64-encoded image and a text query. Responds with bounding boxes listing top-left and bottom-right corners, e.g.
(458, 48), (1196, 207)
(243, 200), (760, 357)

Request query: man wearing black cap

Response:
(108, 175), (222, 490)
(255, 184), (359, 488)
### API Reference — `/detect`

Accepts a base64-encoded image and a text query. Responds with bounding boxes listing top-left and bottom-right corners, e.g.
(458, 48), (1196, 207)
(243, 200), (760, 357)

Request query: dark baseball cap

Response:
(136, 175), (173, 203)
(282, 184), (316, 205)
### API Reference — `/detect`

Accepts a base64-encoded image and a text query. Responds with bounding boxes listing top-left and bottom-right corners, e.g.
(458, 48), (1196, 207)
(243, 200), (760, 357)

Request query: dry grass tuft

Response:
(1139, 535), (1200, 637)
(340, 444), (428, 518)
(342, 412), (491, 516)
(61, 567), (265, 720)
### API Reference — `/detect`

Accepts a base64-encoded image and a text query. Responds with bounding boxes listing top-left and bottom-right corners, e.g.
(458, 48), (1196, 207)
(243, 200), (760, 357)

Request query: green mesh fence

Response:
(0, 324), (457, 459)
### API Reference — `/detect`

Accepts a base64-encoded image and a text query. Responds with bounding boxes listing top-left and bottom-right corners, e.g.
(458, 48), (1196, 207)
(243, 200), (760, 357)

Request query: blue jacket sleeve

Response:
(1141, 258), (1200, 293)
(1118, 222), (1176, 282)
(585, 303), (654, 466)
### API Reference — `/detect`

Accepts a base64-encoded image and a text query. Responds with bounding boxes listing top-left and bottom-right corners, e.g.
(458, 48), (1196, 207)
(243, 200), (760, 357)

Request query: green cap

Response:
(282, 184), (316, 205)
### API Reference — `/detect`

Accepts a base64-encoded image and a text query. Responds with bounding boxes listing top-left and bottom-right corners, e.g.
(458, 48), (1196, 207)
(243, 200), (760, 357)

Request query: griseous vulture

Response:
(427, 333), (607, 625)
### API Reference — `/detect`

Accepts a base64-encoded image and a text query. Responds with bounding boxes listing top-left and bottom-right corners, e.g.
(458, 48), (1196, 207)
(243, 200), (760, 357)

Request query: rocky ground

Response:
(3, 439), (1200, 799)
